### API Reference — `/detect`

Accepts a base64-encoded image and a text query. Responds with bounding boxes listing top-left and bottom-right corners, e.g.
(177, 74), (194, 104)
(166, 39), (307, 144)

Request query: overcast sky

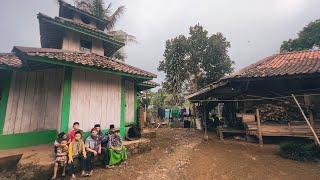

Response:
(1, 0), (320, 85)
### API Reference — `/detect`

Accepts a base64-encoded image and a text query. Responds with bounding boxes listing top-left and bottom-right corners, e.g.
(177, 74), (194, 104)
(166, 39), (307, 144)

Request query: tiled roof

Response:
(37, 13), (124, 46)
(139, 80), (159, 87)
(0, 53), (23, 68)
(13, 46), (156, 78)
(186, 49), (320, 100)
(226, 50), (320, 79)
(58, 0), (107, 24)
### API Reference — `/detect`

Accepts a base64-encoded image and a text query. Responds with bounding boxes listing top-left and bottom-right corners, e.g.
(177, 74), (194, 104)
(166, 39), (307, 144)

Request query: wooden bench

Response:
(245, 121), (320, 139)
(217, 126), (246, 140)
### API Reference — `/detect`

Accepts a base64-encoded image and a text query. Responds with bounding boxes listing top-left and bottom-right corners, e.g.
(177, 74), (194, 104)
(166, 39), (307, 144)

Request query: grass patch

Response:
(279, 141), (320, 161)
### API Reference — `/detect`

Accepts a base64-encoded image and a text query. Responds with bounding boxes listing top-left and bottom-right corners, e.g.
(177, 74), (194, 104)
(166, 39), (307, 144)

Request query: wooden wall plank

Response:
(69, 69), (121, 131)
(20, 72), (36, 133)
(13, 72), (27, 133)
(36, 71), (46, 131)
(125, 80), (134, 123)
(3, 72), (17, 134)
(69, 68), (80, 129)
(3, 68), (63, 135)
(30, 72), (41, 132)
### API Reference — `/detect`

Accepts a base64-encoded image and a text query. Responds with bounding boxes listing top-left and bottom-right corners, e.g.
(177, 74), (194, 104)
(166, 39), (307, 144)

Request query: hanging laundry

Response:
(165, 109), (170, 119)
(180, 108), (186, 116)
(172, 107), (180, 118)
(158, 108), (165, 119)
(185, 108), (190, 116)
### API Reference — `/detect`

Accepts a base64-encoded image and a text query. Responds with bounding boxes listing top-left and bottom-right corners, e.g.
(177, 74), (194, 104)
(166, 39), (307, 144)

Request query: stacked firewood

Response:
(255, 103), (303, 122)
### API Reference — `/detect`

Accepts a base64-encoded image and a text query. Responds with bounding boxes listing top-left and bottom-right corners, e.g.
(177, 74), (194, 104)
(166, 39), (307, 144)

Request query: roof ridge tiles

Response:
(278, 49), (320, 55)
(10, 46), (157, 78)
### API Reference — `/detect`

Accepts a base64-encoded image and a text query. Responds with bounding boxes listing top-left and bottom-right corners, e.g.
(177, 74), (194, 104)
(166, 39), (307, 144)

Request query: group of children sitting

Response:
(52, 122), (127, 179)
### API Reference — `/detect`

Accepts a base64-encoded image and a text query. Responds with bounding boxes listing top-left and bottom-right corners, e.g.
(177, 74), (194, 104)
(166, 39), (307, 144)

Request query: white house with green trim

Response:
(0, 1), (157, 149)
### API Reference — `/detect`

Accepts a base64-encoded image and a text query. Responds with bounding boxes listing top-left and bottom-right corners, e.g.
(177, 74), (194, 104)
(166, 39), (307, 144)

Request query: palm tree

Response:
(75, 0), (136, 61)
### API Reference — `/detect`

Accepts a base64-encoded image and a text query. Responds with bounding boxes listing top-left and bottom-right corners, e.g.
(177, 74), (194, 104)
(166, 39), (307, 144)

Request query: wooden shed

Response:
(187, 50), (320, 144)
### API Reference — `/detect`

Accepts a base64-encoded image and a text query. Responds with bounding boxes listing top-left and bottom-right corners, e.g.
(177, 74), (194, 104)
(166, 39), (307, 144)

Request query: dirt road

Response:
(90, 128), (320, 180)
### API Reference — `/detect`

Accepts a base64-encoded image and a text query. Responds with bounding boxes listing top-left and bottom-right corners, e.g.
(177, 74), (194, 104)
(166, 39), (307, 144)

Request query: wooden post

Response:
(144, 104), (147, 127)
(292, 94), (320, 146)
(203, 102), (208, 140)
(304, 95), (314, 127)
(256, 108), (263, 146)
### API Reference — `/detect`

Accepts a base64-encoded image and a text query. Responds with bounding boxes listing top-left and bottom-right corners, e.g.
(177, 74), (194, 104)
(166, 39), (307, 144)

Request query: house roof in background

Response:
(138, 80), (159, 91)
(187, 49), (320, 100)
(225, 49), (320, 80)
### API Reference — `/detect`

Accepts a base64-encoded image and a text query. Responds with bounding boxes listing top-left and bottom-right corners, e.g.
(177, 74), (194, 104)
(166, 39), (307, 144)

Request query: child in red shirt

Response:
(69, 122), (82, 142)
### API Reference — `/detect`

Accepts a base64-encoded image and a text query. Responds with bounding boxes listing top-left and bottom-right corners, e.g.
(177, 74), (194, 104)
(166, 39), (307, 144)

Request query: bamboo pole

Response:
(256, 109), (263, 146)
(291, 94), (320, 146)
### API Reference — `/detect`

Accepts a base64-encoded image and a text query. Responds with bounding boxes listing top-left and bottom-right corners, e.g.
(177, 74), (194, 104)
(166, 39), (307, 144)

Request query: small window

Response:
(81, 15), (90, 24)
(80, 39), (92, 53)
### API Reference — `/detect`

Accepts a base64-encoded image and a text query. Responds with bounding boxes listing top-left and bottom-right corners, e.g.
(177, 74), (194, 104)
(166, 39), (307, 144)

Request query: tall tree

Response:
(158, 24), (233, 105)
(280, 19), (320, 52)
(158, 35), (189, 105)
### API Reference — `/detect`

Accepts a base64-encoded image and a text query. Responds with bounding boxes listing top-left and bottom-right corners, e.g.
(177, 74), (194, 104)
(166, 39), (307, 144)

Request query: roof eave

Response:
(38, 13), (124, 48)
(12, 50), (154, 81)
(58, 0), (109, 25)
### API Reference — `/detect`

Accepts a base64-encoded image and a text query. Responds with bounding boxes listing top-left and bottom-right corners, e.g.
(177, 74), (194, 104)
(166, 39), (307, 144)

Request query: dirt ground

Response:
(2, 128), (320, 180)
(90, 128), (320, 180)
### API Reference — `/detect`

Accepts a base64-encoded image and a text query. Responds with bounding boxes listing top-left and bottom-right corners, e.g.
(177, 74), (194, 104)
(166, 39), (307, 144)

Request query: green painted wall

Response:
(60, 67), (72, 133)
(120, 78), (126, 138)
(0, 130), (57, 149)
(134, 83), (138, 125)
(0, 71), (12, 135)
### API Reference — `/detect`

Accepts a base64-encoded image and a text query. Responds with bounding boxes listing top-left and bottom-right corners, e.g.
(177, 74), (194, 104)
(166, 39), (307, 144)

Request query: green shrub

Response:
(279, 141), (320, 161)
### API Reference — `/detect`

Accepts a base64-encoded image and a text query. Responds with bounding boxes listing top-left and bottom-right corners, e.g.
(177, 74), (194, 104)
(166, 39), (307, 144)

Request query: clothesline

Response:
(189, 93), (320, 102)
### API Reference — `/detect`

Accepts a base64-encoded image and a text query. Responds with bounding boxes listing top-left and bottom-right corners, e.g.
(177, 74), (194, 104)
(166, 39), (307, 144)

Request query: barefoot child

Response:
(68, 131), (87, 179)
(51, 138), (68, 179)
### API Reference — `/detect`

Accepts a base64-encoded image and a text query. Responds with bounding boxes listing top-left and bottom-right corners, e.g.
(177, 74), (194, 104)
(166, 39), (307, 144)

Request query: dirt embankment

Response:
(2, 129), (320, 180)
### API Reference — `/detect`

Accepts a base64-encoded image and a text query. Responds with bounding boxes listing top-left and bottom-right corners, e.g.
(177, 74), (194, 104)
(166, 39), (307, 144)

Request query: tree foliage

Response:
(158, 24), (234, 104)
(158, 35), (189, 105)
(280, 19), (320, 52)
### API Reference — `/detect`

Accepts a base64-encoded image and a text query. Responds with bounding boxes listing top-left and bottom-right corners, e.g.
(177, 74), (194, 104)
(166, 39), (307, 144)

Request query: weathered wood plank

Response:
(3, 72), (17, 134)
(20, 72), (36, 133)
(13, 72), (27, 133)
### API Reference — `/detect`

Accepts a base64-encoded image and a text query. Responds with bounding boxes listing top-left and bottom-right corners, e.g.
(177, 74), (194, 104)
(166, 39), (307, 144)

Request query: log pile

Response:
(255, 103), (304, 122)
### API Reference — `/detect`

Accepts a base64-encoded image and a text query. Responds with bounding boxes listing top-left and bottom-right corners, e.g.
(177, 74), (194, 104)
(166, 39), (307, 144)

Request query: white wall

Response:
(3, 68), (64, 135)
(125, 80), (135, 123)
(69, 68), (121, 131)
